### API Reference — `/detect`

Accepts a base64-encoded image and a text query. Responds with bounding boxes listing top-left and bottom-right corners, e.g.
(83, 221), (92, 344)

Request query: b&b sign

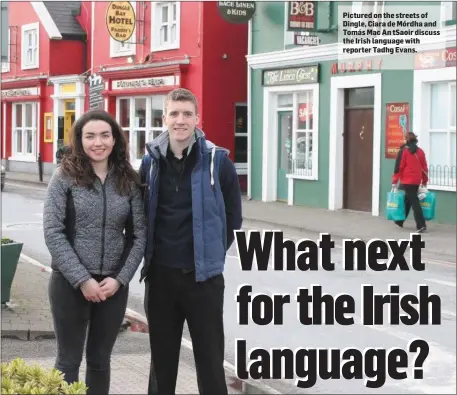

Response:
(288, 1), (316, 31)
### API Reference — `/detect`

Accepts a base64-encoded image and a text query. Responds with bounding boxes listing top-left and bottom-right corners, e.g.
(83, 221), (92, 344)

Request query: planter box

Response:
(1, 242), (23, 304)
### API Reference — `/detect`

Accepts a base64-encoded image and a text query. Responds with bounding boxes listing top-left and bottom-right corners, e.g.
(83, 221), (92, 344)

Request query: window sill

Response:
(21, 64), (38, 70)
(151, 43), (180, 52)
(110, 50), (135, 58)
(9, 155), (36, 163)
(286, 174), (317, 181)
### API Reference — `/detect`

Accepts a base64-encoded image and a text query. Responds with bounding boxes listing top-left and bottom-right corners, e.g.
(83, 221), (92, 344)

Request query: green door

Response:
(277, 111), (293, 202)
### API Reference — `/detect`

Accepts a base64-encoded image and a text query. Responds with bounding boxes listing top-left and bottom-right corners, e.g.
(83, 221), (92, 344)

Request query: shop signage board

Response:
(331, 59), (383, 74)
(415, 47), (456, 69)
(262, 65), (319, 86)
(106, 1), (136, 42)
(111, 76), (176, 90)
(1, 87), (39, 97)
(295, 33), (320, 46)
(87, 73), (105, 110)
(216, 1), (256, 23)
(385, 102), (409, 159)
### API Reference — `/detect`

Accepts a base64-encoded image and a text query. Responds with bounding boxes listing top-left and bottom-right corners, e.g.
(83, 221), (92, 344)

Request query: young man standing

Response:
(139, 88), (243, 394)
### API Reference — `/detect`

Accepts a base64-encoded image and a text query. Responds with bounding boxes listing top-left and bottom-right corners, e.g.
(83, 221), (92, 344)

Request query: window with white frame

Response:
(12, 102), (37, 157)
(276, 89), (318, 179)
(21, 22), (39, 70)
(151, 2), (180, 51)
(426, 80), (456, 187)
(351, 1), (385, 33)
(2, 29), (10, 73)
(117, 95), (165, 165)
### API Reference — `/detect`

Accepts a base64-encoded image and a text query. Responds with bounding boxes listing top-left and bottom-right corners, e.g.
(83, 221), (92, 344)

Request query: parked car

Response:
(1, 165), (5, 191)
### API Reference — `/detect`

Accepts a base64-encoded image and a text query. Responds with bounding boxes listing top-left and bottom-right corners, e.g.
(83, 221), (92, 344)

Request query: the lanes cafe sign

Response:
(262, 65), (319, 86)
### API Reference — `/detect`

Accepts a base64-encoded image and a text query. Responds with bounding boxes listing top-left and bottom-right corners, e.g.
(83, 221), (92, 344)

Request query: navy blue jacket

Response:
(139, 128), (242, 282)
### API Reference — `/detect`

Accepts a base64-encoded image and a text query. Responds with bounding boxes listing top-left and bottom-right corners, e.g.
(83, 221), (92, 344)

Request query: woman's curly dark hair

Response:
(60, 109), (142, 196)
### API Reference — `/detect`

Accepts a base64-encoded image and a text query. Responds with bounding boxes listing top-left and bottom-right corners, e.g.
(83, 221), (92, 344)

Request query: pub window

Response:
(234, 104), (247, 170)
(12, 102), (37, 158)
(117, 95), (166, 166)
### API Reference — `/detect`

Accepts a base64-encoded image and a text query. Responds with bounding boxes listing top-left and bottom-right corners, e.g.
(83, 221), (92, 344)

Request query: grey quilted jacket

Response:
(43, 167), (146, 289)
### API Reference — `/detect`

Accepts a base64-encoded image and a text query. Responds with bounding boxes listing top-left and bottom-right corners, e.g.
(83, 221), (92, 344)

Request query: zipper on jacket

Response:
(98, 178), (107, 275)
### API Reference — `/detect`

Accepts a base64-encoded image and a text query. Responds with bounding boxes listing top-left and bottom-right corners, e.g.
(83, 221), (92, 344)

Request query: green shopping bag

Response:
(420, 191), (436, 221)
(386, 190), (406, 221)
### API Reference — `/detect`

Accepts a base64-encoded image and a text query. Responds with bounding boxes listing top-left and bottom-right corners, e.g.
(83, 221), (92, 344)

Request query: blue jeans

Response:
(49, 271), (128, 394)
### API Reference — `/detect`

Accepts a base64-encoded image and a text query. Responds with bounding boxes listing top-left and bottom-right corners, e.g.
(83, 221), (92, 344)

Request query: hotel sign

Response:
(1, 87), (40, 97)
(262, 65), (319, 86)
(106, 2), (136, 42)
(112, 76), (176, 90)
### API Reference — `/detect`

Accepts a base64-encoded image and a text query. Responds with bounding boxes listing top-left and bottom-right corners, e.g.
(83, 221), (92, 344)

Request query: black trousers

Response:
(144, 265), (227, 395)
(49, 271), (128, 395)
(395, 184), (426, 229)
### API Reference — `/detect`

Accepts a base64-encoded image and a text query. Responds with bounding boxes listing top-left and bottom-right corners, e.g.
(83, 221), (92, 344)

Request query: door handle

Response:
(360, 126), (364, 140)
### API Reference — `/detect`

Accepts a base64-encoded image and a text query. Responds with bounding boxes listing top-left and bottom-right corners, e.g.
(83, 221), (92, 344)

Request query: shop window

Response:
(426, 81), (456, 188)
(12, 102), (37, 159)
(151, 2), (180, 52)
(21, 22), (39, 70)
(110, 1), (136, 58)
(234, 105), (247, 172)
(117, 95), (166, 166)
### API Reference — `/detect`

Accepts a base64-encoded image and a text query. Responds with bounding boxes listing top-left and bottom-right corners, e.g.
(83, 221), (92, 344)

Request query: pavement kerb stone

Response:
(123, 311), (282, 395)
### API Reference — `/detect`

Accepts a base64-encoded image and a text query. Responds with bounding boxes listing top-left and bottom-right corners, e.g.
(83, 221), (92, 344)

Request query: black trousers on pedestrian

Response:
(49, 271), (128, 395)
(144, 264), (227, 395)
(395, 184), (426, 230)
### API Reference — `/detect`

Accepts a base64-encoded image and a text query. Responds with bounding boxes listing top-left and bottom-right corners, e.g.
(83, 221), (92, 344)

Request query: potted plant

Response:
(1, 357), (87, 394)
(1, 237), (23, 305)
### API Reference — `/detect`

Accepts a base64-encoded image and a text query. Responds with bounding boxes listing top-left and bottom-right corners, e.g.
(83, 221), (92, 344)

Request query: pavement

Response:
(0, 258), (274, 394)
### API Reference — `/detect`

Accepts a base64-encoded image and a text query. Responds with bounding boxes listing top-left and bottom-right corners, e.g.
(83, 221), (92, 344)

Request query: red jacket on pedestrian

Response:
(392, 142), (428, 185)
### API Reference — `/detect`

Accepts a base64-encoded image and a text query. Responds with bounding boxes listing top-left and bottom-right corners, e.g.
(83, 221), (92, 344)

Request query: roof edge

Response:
(31, 2), (62, 40)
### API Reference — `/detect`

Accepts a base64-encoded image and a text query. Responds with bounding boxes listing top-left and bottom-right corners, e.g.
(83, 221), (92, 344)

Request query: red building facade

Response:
(1, 1), (248, 186)
(1, 2), (89, 174)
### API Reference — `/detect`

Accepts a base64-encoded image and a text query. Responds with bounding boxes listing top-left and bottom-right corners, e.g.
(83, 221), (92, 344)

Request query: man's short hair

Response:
(164, 88), (199, 114)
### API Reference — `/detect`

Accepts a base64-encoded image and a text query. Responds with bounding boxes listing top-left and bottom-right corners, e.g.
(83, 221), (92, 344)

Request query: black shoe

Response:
(416, 226), (427, 233)
(395, 222), (403, 228)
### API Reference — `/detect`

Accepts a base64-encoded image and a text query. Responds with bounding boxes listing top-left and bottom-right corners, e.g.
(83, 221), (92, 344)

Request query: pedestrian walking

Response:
(392, 132), (429, 232)
(43, 110), (147, 394)
(139, 88), (243, 395)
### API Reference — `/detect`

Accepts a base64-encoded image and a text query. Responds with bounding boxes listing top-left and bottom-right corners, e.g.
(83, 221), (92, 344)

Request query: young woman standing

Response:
(43, 110), (146, 394)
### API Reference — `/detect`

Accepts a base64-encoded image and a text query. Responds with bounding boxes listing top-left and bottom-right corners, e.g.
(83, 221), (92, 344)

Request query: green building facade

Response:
(246, 1), (456, 224)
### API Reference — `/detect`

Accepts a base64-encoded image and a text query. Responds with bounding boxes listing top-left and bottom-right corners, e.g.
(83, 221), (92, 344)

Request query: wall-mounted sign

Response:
(295, 33), (320, 46)
(415, 47), (456, 70)
(262, 65), (319, 86)
(1, 87), (39, 97)
(106, 1), (135, 42)
(385, 102), (409, 159)
(331, 59), (383, 74)
(87, 73), (105, 110)
(217, 1), (256, 24)
(44, 113), (53, 143)
(112, 76), (176, 90)
(287, 1), (316, 31)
